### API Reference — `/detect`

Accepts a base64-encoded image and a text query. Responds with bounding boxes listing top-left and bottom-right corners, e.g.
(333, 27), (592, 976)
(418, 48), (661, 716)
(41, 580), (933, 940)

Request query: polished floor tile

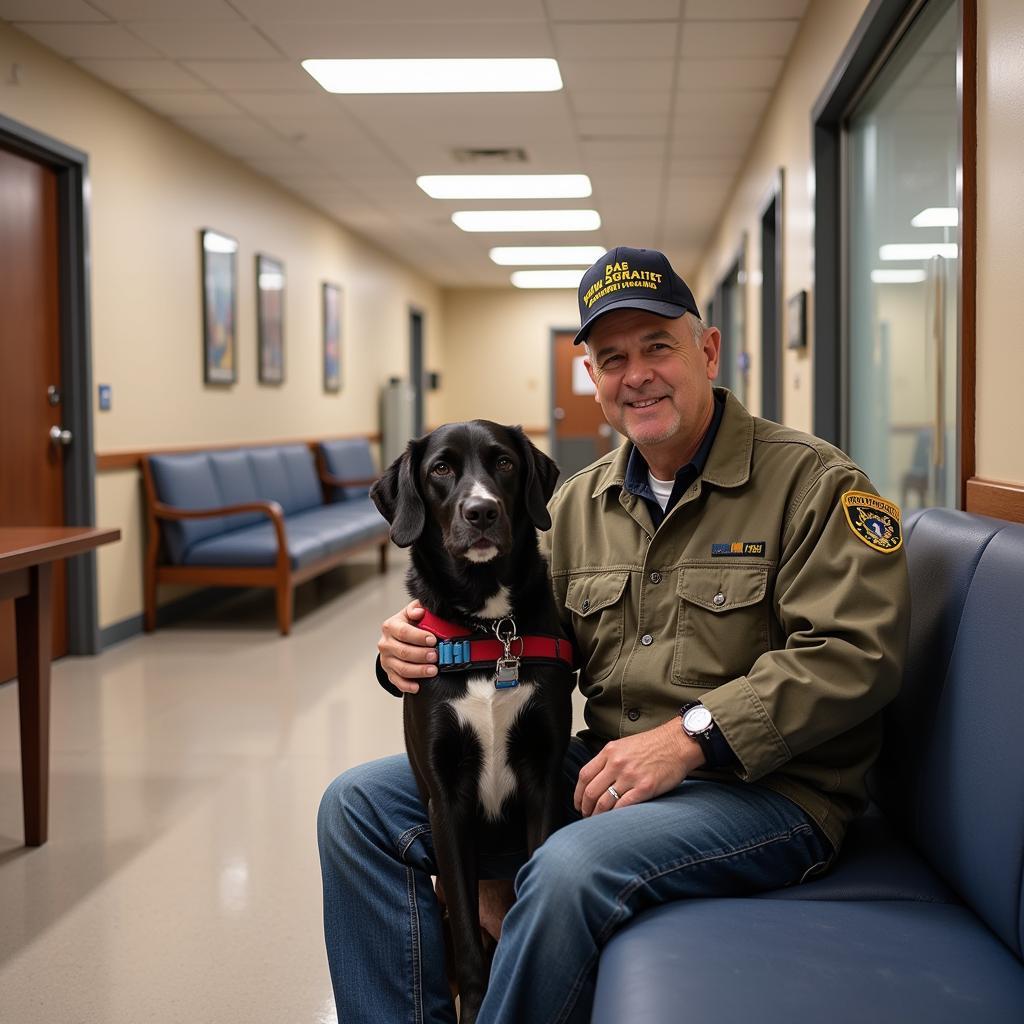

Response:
(0, 559), (413, 1024)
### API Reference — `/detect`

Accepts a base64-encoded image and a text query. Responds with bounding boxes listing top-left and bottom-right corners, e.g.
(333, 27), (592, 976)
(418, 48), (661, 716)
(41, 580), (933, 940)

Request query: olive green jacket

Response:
(543, 389), (910, 851)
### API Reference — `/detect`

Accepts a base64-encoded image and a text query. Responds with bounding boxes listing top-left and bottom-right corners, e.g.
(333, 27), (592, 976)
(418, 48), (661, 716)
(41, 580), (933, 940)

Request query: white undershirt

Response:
(647, 472), (675, 511)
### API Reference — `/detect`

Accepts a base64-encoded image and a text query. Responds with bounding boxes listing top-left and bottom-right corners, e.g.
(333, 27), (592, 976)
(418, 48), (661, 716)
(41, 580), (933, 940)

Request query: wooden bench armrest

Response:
(151, 499), (285, 523)
(319, 472), (379, 490)
(151, 500), (289, 563)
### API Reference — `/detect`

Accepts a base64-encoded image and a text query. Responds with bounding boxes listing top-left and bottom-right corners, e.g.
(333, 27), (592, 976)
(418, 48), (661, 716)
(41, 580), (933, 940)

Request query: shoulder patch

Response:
(841, 491), (903, 553)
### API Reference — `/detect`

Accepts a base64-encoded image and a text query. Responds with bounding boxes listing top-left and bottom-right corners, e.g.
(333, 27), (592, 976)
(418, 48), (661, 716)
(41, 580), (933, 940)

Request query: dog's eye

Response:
(430, 462), (452, 477)
(496, 457), (514, 473)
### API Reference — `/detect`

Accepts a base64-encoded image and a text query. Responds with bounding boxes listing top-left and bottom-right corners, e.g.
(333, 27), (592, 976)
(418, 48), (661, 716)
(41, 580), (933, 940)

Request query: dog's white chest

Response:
(449, 676), (535, 821)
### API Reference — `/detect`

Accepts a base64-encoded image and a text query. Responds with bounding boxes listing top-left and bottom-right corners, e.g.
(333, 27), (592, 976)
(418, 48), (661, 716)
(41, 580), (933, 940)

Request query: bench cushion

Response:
(246, 445), (323, 514)
(592, 898), (1024, 1024)
(149, 446), (325, 564)
(871, 508), (1002, 826)
(148, 453), (235, 563)
(180, 499), (387, 569)
(319, 439), (378, 500)
(757, 806), (958, 905)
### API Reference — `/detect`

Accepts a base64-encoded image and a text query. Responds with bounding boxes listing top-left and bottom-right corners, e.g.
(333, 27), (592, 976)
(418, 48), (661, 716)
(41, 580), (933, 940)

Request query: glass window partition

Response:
(845, 0), (959, 509)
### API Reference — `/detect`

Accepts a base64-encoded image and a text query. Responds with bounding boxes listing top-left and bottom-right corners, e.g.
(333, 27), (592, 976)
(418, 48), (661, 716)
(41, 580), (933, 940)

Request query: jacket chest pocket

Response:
(672, 565), (771, 688)
(565, 571), (630, 683)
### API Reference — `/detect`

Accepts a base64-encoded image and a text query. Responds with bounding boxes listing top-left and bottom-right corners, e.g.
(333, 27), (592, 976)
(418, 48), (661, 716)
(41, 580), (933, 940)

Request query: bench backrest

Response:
(318, 439), (377, 501)
(877, 508), (1024, 957)
(148, 445), (322, 563)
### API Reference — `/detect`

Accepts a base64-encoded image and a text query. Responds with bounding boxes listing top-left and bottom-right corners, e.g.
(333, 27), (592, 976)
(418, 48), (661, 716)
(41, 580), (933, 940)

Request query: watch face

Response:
(683, 705), (713, 734)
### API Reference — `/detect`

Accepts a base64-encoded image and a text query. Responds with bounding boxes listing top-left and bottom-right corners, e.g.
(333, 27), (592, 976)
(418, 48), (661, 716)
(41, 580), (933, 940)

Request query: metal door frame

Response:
(759, 169), (785, 422)
(0, 113), (99, 654)
(409, 306), (425, 437)
(549, 325), (585, 463)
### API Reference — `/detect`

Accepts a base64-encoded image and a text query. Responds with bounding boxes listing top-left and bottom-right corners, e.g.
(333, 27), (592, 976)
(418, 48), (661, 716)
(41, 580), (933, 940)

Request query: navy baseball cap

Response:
(573, 246), (701, 345)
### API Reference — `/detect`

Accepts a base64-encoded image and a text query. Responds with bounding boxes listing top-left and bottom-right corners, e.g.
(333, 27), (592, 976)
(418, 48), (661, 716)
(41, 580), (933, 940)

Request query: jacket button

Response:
(713, 592), (726, 607)
(649, 571), (662, 584)
(581, 598), (590, 612)
(640, 633), (653, 646)
(627, 708), (641, 722)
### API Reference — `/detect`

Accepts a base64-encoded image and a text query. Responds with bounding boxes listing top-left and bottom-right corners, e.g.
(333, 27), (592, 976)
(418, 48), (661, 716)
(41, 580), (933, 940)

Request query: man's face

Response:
(582, 308), (720, 452)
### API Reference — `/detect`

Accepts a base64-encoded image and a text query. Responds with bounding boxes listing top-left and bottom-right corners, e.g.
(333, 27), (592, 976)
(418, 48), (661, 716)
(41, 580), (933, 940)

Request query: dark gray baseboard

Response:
(99, 586), (234, 650)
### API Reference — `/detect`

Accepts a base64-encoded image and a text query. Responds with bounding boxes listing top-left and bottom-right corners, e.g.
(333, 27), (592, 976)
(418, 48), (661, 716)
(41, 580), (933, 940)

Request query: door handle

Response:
(49, 425), (72, 446)
(928, 255), (945, 469)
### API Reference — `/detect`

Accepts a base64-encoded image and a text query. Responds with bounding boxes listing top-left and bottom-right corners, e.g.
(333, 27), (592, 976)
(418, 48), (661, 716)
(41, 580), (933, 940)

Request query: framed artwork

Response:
(201, 229), (238, 384)
(787, 290), (808, 350)
(257, 254), (285, 384)
(322, 282), (341, 393)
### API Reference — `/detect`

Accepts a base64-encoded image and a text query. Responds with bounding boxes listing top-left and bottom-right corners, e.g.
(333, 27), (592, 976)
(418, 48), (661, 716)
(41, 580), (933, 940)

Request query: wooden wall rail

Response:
(95, 426), (550, 472)
(965, 478), (1024, 525)
(96, 434), (380, 472)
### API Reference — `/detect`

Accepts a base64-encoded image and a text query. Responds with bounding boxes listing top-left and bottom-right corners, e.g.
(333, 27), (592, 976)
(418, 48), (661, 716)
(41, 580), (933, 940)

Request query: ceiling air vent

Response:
(451, 147), (528, 164)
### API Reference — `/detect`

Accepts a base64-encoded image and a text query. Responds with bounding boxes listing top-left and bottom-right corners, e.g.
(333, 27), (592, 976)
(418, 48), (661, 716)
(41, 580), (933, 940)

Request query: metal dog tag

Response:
(494, 656), (520, 689)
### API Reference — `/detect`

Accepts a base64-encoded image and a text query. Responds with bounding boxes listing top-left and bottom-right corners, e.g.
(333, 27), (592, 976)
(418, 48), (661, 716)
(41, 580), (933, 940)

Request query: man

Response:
(318, 246), (909, 1023)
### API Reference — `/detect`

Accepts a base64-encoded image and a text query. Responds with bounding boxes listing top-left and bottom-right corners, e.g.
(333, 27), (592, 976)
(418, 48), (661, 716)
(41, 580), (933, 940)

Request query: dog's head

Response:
(370, 421), (560, 563)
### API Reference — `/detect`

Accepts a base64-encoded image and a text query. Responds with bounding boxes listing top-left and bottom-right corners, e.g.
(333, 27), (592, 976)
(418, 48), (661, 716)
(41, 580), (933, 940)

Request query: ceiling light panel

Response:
(871, 269), (927, 283)
(879, 243), (959, 260)
(511, 269), (588, 289)
(452, 210), (601, 232)
(490, 246), (606, 265)
(302, 58), (562, 94)
(417, 175), (592, 199)
(911, 207), (959, 227)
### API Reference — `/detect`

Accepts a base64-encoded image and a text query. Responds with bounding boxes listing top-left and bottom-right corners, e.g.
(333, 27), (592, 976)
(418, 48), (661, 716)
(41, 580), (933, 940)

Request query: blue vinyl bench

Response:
(142, 440), (389, 635)
(592, 508), (1024, 1023)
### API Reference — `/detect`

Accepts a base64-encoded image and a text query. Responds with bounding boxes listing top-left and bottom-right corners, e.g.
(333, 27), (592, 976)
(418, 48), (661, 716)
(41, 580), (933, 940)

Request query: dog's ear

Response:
(370, 442), (425, 547)
(511, 426), (561, 531)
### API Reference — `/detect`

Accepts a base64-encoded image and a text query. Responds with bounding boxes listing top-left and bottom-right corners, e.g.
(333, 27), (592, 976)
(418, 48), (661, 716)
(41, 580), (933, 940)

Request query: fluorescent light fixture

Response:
(511, 269), (587, 289)
(452, 209), (601, 232)
(302, 58), (562, 94)
(879, 243), (958, 261)
(871, 269), (927, 284)
(417, 174), (591, 199)
(911, 207), (958, 227)
(490, 245), (605, 266)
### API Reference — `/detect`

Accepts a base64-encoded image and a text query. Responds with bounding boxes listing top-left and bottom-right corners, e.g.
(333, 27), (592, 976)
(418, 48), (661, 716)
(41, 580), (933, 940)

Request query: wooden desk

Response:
(1, 526), (120, 846)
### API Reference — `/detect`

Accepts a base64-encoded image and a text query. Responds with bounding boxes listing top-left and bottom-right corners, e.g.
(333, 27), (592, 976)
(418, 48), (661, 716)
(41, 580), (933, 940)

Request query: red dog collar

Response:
(418, 609), (575, 673)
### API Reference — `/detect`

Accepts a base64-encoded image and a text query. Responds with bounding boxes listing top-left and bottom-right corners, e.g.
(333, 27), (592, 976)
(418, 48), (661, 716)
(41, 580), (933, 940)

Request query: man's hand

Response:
(377, 600), (437, 694)
(574, 719), (705, 817)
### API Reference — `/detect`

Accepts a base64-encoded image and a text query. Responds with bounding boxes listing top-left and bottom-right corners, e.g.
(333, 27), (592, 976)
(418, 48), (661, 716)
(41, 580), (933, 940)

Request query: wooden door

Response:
(552, 330), (617, 479)
(0, 145), (67, 684)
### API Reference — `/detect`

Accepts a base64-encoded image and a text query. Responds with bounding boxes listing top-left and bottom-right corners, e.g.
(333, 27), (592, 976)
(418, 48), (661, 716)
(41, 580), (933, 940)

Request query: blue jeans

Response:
(318, 738), (832, 1024)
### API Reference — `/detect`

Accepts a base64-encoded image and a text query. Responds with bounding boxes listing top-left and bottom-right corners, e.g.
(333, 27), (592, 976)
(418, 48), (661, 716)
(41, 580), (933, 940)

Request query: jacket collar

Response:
(591, 387), (753, 499)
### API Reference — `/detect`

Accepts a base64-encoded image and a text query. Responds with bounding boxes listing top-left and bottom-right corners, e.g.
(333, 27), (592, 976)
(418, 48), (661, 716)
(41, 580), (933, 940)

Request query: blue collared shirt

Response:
(623, 391), (726, 528)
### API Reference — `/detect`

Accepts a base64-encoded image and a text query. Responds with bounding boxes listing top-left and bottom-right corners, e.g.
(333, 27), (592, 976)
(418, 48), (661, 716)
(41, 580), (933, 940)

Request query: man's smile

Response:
(626, 396), (667, 409)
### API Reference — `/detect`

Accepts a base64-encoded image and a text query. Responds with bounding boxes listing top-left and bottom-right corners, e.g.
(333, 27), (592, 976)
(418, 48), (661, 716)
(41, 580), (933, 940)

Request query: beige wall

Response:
(0, 23), (442, 629)
(975, 0), (1024, 485)
(693, 0), (871, 432)
(438, 288), (579, 452)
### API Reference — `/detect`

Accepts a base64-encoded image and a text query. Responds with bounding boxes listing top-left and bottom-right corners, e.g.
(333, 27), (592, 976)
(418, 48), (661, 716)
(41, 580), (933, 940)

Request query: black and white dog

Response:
(371, 420), (574, 1023)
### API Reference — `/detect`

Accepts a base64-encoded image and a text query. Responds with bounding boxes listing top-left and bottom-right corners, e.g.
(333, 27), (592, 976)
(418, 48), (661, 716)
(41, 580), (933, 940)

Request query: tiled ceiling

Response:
(1, 0), (810, 286)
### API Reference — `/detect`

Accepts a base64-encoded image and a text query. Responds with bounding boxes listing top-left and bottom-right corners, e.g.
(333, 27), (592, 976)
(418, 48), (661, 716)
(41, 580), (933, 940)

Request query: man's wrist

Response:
(669, 720), (706, 772)
(682, 733), (706, 771)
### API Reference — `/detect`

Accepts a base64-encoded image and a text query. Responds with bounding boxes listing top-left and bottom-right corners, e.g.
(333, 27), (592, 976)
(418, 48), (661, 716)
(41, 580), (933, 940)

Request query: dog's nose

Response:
(462, 496), (499, 528)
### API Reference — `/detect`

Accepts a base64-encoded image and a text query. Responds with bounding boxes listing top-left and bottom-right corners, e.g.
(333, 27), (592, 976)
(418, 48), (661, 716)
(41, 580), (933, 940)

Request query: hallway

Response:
(0, 560), (409, 1024)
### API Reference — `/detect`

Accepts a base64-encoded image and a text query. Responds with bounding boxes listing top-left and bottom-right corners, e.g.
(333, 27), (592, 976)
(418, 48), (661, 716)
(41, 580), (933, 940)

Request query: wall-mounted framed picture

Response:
(322, 282), (341, 393)
(256, 254), (285, 384)
(786, 289), (808, 350)
(201, 229), (238, 385)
